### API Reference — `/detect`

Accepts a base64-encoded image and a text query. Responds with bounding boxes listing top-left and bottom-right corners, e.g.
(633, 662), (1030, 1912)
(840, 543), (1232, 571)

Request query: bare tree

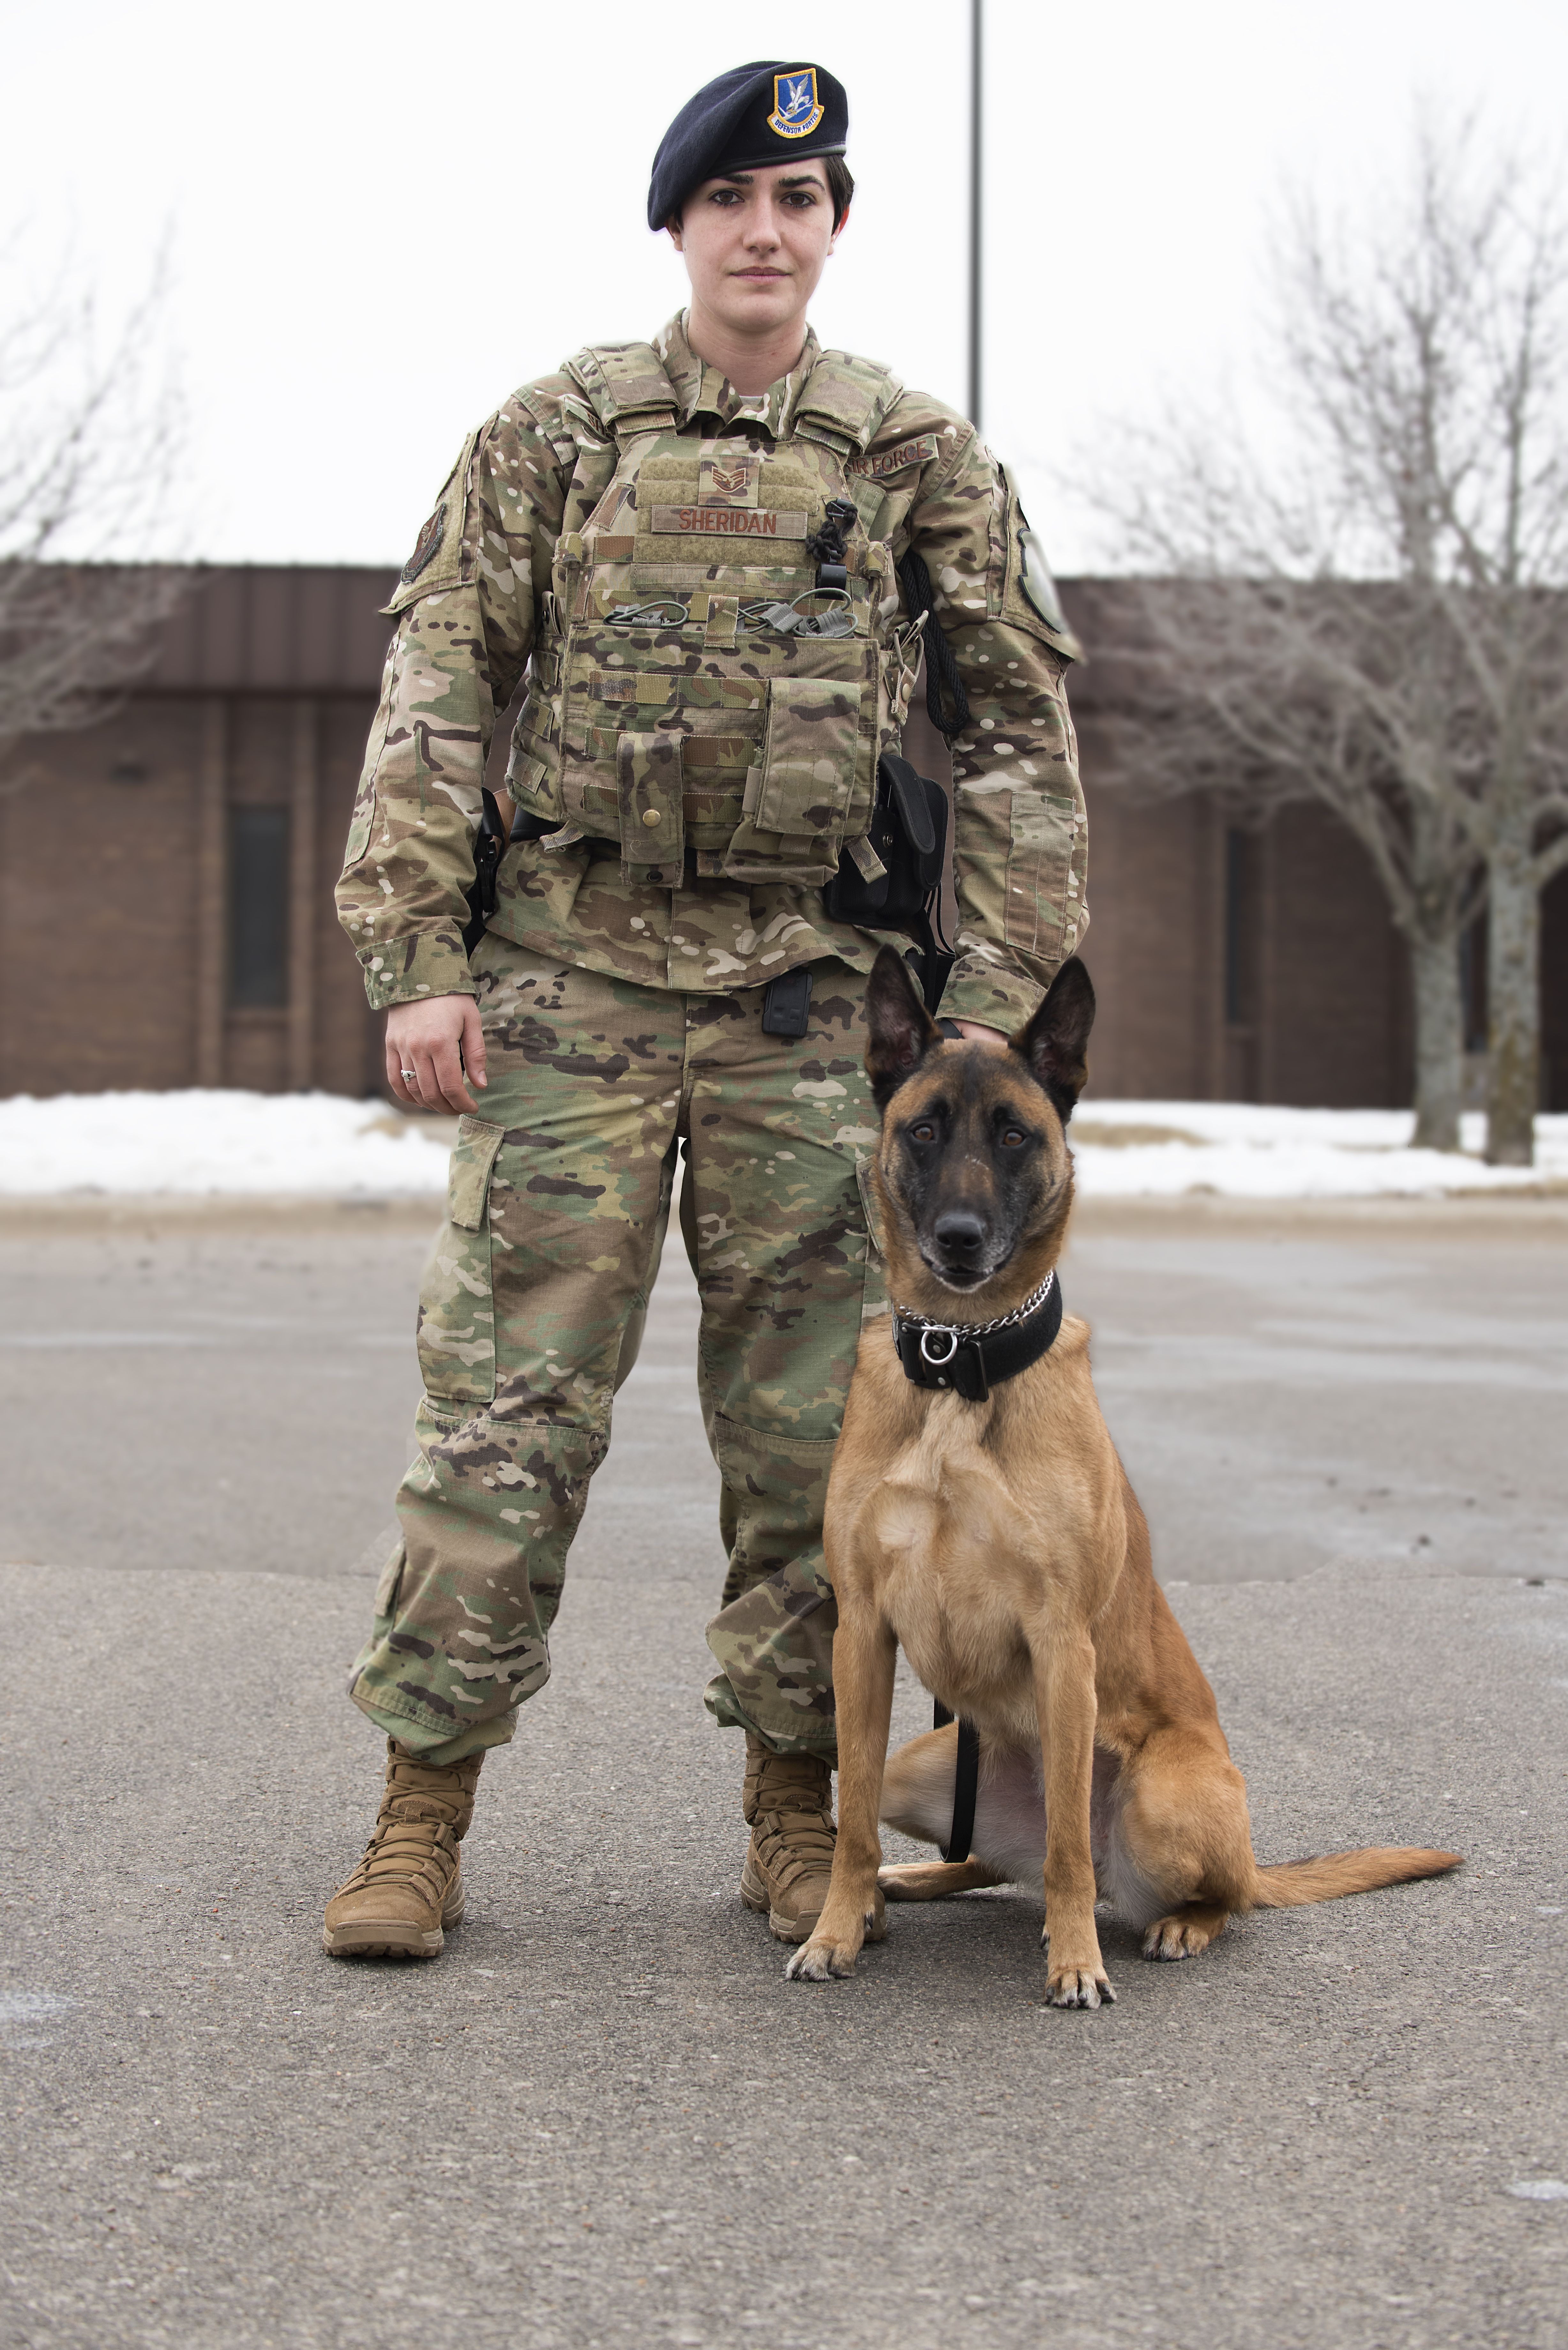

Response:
(1097, 579), (1487, 1150)
(0, 242), (188, 769)
(1086, 119), (1568, 1164)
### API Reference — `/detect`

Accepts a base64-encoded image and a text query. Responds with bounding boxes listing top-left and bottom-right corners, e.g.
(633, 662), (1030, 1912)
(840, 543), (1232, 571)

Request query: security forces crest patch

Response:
(768, 69), (824, 141)
(400, 501), (447, 586)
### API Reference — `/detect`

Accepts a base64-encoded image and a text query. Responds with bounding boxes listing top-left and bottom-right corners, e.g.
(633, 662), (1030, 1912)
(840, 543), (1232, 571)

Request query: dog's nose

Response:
(933, 1211), (987, 1262)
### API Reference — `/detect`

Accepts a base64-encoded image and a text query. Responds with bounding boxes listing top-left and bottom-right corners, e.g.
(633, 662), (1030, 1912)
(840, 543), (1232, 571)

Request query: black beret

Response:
(647, 61), (848, 232)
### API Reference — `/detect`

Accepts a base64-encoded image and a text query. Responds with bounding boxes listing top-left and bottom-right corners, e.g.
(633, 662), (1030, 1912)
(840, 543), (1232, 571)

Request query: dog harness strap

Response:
(938, 1715), (980, 1864)
(891, 1272), (1065, 1398)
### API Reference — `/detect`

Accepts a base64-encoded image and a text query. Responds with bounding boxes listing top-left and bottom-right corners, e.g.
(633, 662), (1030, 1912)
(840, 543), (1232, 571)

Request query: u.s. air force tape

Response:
(846, 434), (938, 480)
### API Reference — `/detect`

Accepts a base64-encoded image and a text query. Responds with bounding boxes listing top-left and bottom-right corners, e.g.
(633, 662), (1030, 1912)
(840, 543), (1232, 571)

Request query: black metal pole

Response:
(968, 0), (982, 430)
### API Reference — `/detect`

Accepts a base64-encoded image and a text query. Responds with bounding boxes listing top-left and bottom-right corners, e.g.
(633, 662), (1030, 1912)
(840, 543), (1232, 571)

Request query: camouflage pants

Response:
(348, 946), (886, 1768)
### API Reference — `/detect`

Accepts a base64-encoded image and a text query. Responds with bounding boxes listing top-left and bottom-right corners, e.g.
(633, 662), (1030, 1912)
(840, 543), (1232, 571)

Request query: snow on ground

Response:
(0, 1090), (453, 1199)
(1071, 1101), (1568, 1197)
(0, 1088), (1563, 1201)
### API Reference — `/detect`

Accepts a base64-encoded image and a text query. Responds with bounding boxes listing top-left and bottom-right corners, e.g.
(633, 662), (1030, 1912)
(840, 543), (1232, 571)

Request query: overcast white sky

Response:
(4, 0), (1565, 573)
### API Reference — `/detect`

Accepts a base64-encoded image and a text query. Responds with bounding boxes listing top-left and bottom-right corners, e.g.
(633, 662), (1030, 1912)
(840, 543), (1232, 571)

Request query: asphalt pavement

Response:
(3, 1190), (1566, 2350)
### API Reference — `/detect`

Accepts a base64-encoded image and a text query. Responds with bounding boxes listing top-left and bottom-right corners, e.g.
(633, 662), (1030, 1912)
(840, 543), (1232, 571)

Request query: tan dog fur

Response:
(787, 951), (1461, 2005)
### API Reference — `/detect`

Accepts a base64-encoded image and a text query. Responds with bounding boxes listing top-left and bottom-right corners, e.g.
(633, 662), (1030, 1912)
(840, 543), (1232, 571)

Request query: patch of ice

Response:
(0, 1991), (74, 2026)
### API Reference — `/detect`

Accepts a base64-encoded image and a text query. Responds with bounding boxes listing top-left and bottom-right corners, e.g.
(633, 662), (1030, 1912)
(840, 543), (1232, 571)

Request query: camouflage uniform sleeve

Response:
(335, 384), (574, 1010)
(898, 415), (1088, 1035)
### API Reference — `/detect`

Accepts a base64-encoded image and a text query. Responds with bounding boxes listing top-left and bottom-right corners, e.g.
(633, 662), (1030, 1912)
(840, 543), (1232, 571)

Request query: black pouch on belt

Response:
(821, 752), (955, 1014)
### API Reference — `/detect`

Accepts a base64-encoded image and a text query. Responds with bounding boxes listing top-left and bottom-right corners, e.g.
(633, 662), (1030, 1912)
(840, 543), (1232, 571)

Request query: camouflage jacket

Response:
(337, 315), (1088, 1032)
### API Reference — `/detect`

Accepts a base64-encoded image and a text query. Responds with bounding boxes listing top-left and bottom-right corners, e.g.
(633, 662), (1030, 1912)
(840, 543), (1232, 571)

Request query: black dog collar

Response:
(891, 1270), (1063, 1403)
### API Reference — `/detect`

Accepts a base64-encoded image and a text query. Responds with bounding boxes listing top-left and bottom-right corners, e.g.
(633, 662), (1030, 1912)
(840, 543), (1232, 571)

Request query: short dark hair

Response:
(669, 156), (855, 234)
(823, 156), (855, 231)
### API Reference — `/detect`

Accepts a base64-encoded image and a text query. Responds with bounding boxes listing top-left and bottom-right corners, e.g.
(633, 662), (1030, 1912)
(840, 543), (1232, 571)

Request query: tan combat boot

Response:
(739, 1734), (886, 1945)
(322, 1741), (484, 1960)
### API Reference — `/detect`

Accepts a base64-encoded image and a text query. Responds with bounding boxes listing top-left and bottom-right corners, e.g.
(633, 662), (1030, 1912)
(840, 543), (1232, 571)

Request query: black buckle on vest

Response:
(807, 497), (857, 591)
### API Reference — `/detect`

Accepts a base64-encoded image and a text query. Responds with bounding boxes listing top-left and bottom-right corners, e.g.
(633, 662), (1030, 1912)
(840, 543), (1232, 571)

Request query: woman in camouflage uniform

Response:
(324, 59), (1087, 1960)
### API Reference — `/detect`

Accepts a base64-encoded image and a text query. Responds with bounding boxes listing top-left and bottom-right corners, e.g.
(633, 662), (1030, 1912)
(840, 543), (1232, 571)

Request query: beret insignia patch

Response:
(768, 68), (824, 140)
(400, 501), (447, 585)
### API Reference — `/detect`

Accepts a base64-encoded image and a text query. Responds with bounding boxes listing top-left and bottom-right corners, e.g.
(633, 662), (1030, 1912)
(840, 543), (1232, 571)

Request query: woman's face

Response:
(669, 161), (843, 344)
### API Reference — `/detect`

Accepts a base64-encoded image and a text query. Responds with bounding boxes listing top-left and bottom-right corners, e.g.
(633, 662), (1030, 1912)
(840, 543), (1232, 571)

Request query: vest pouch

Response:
(616, 732), (684, 879)
(752, 677), (863, 838)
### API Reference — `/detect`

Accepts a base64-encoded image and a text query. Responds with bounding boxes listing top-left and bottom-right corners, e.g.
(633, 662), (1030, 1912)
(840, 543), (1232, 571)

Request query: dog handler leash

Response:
(888, 1267), (1067, 1863)
(930, 1706), (981, 1863)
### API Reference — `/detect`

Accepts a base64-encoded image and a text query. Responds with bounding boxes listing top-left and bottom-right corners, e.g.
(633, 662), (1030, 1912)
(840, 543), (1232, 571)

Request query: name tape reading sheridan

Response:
(650, 506), (810, 538)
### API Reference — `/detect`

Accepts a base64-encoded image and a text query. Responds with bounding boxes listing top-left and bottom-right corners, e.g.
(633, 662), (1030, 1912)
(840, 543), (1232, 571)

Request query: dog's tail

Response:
(1250, 1845), (1461, 1909)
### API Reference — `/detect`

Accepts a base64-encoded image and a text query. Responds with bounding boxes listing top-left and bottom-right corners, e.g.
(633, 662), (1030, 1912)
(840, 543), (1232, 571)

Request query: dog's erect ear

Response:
(865, 946), (941, 1107)
(1010, 957), (1096, 1122)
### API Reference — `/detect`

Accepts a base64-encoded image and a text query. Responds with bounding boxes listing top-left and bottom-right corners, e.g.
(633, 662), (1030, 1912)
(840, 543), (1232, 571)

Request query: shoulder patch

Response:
(380, 425), (482, 615)
(847, 434), (939, 481)
(400, 501), (447, 586)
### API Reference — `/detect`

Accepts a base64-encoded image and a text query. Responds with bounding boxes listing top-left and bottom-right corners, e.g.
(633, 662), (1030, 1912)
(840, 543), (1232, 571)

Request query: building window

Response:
(229, 806), (290, 1008)
(1223, 826), (1255, 1026)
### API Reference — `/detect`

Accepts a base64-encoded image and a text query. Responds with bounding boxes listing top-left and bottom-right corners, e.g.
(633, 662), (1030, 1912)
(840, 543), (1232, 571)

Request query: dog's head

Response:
(863, 947), (1096, 1298)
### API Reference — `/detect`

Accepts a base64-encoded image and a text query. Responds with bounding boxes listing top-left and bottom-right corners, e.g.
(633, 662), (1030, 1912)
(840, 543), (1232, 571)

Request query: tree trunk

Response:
(1407, 925), (1465, 1152)
(1484, 850), (1540, 1166)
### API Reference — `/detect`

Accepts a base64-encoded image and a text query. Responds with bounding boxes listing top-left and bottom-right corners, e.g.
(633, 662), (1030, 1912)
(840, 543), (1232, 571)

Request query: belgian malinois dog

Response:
(787, 948), (1461, 2006)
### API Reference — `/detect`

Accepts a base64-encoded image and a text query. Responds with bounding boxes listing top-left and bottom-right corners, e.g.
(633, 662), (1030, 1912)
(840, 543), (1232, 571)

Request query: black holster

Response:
(821, 754), (955, 1013)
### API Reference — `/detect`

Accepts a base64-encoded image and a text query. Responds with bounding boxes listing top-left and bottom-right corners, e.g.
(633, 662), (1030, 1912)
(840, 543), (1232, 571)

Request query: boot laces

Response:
(751, 1802), (837, 1890)
(338, 1753), (474, 1895)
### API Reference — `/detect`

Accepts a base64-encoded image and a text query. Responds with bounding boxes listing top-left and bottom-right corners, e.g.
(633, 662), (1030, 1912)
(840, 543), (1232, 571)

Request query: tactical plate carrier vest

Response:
(504, 340), (927, 887)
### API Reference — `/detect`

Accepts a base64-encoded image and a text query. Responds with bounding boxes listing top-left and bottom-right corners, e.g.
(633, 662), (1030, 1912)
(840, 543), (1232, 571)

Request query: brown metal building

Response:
(2, 569), (397, 1102)
(3, 565), (1563, 1107)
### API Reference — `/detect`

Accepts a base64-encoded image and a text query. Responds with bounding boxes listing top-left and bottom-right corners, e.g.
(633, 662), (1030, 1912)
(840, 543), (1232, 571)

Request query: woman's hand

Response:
(948, 1020), (1008, 1049)
(386, 995), (487, 1115)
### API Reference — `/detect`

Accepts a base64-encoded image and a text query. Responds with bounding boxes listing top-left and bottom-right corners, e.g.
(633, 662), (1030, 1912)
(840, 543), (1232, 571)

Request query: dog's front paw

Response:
(1044, 1965), (1116, 2010)
(786, 1932), (860, 1982)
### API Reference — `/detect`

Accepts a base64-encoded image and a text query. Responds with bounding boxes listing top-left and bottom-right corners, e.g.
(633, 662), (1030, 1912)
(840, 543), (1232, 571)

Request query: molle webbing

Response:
(509, 341), (920, 885)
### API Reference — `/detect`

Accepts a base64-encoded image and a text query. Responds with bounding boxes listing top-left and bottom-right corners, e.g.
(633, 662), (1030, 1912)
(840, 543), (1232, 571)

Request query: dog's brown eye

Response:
(1000, 1127), (1027, 1148)
(909, 1121), (936, 1144)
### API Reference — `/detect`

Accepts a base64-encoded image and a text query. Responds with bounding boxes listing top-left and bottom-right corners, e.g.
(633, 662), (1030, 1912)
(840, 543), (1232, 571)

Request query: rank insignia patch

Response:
(768, 69), (824, 141)
(400, 501), (446, 585)
(699, 448), (761, 508)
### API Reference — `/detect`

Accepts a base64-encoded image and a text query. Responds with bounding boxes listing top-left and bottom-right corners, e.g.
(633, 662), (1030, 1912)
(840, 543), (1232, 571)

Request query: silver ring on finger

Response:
(400, 1069), (418, 1083)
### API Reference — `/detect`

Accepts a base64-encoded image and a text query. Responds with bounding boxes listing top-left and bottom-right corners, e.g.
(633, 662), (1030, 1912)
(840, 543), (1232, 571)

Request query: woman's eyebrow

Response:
(710, 171), (824, 190)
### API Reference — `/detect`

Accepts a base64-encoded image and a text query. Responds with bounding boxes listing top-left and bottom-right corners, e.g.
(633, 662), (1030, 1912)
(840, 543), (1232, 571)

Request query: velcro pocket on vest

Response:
(753, 678), (863, 837)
